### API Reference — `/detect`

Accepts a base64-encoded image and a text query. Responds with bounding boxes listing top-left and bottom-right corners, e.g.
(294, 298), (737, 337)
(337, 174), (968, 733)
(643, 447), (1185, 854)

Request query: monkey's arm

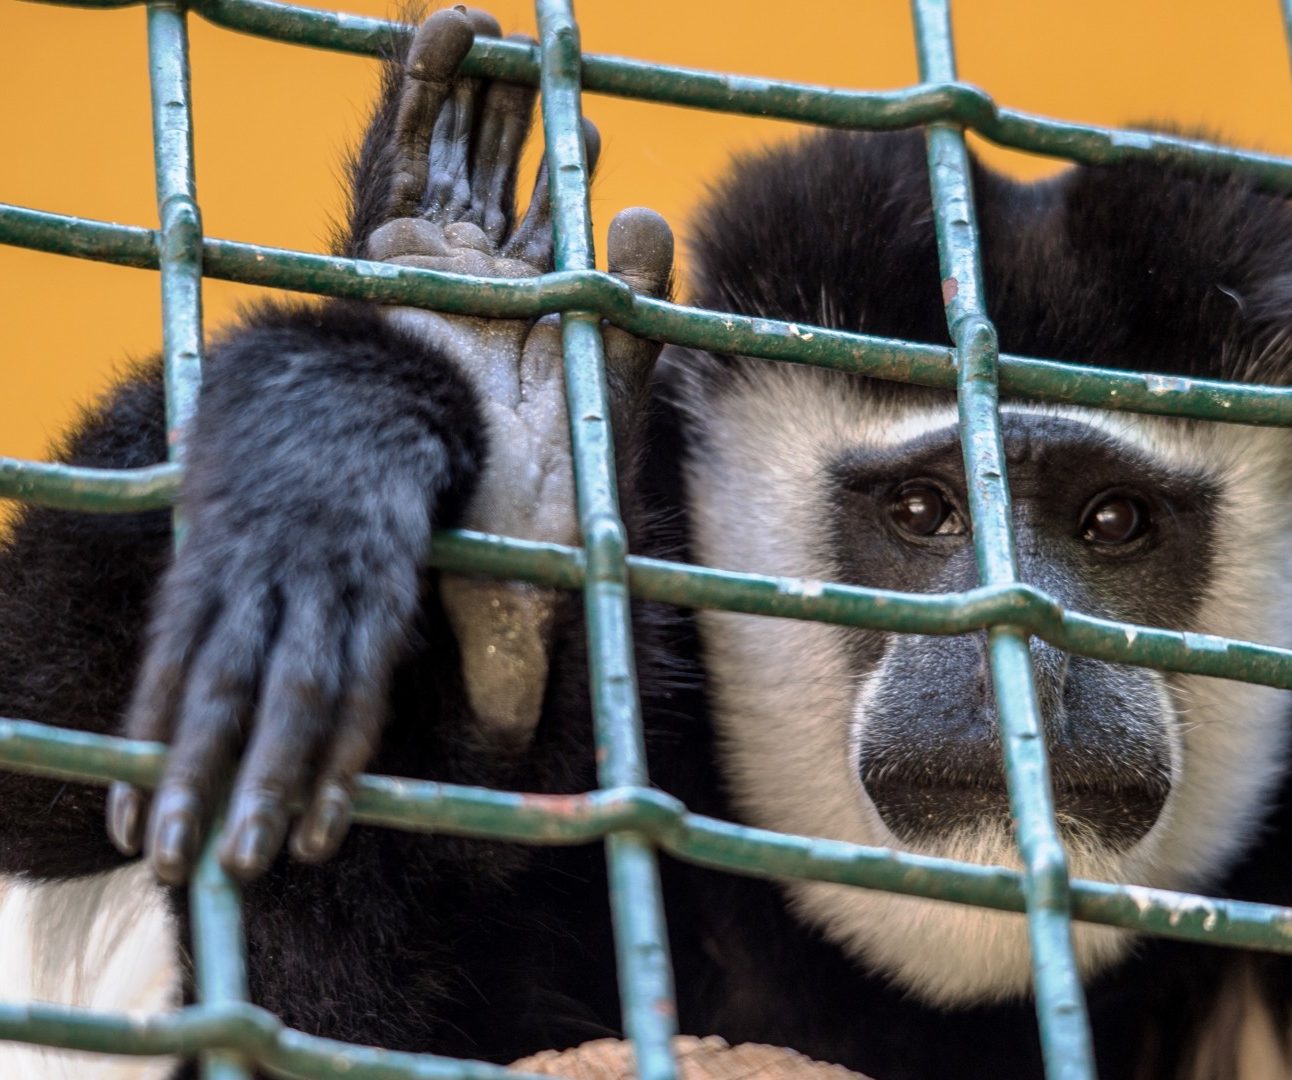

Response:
(0, 300), (491, 884)
(97, 8), (672, 886)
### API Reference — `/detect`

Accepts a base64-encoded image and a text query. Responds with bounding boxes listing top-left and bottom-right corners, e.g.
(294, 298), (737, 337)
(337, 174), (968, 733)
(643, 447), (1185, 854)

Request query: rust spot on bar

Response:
(520, 792), (590, 817)
(941, 276), (959, 306)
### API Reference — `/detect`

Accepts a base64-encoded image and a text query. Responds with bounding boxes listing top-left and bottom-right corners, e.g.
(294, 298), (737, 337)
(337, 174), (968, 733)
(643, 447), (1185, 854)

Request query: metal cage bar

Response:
(38, 0), (1292, 193)
(912, 3), (1093, 1074)
(145, 5), (255, 1079)
(534, 2), (679, 1077)
(6, 207), (1292, 433)
(5, 712), (1292, 949)
(1, 2), (1292, 1078)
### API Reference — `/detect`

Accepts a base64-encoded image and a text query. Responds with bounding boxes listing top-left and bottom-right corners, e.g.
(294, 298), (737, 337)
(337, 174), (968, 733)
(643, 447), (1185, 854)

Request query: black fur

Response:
(336, 22), (414, 260)
(689, 128), (1292, 388)
(0, 370), (171, 878)
(6, 69), (1292, 1080)
(664, 129), (1292, 1079)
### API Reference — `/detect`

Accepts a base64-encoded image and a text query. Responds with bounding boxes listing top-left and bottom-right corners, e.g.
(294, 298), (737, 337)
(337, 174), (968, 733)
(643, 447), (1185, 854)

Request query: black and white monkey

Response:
(4, 7), (1292, 1079)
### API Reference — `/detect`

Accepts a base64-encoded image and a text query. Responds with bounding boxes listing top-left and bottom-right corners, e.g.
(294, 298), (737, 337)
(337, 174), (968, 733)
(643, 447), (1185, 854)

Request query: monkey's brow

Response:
(831, 414), (1198, 491)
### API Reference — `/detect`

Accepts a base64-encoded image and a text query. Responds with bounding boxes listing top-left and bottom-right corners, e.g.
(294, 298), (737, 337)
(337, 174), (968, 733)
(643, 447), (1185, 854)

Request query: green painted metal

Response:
(190, 825), (253, 1080)
(2, 516), (1292, 698)
(7, 204), (1292, 430)
(6, 1), (1292, 1078)
(914, 1), (1093, 1076)
(38, 0), (1292, 194)
(0, 206), (158, 265)
(0, 998), (554, 1079)
(1284, 0), (1292, 82)
(146, 6), (253, 1080)
(0, 458), (179, 510)
(7, 713), (1292, 958)
(535, 2), (679, 1077)
(148, 2), (205, 463)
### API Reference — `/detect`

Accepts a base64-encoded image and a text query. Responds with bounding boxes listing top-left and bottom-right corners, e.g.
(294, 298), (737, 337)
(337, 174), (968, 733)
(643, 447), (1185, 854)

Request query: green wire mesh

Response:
(4, 2), (1292, 1078)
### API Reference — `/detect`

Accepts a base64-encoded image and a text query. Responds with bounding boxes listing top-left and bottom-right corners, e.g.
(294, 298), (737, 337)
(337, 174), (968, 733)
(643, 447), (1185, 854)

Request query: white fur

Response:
(685, 363), (1292, 1005)
(10, 366), (1292, 1062)
(0, 865), (179, 1079)
(1187, 960), (1292, 1080)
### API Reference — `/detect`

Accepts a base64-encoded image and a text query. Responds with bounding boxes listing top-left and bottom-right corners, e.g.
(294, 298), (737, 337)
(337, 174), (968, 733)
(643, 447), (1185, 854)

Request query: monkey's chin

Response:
(785, 826), (1137, 1008)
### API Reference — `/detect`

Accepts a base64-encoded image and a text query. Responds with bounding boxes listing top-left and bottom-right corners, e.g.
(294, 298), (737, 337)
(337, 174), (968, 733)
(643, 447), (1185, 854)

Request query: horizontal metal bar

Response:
(2, 715), (1291, 955)
(0, 998), (551, 1079)
(0, 459), (179, 510)
(29, 0), (1292, 192)
(3, 204), (1291, 428)
(0, 519), (1284, 689)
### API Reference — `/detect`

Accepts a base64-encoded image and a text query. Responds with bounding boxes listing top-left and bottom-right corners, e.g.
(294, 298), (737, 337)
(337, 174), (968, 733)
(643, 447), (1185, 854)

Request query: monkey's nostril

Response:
(858, 754), (1169, 853)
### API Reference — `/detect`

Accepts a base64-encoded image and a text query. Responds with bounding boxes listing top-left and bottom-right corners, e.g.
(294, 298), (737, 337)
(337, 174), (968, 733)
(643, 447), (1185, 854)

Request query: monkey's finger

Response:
(427, 11), (500, 222)
(583, 117), (603, 179)
(385, 10), (475, 220)
(603, 208), (674, 431)
(290, 584), (410, 863)
(501, 156), (548, 266)
(455, 7), (501, 39)
(366, 215), (454, 262)
(218, 588), (344, 881)
(426, 81), (478, 220)
(289, 681), (381, 864)
(106, 782), (148, 857)
(143, 589), (275, 884)
(468, 62), (537, 243)
(108, 576), (220, 856)
(606, 206), (673, 300)
(504, 117), (600, 268)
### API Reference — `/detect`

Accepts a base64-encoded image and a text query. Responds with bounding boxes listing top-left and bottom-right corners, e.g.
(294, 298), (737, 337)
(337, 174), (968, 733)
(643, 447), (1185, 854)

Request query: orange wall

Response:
(2, 0), (1292, 464)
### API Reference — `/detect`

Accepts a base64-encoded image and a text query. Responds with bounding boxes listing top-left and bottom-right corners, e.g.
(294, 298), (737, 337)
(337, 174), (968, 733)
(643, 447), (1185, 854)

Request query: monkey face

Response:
(837, 409), (1199, 857)
(682, 363), (1292, 1006)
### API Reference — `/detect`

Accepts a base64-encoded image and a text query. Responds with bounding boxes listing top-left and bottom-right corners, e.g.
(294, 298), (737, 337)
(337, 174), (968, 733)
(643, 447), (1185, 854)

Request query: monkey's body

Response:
(6, 13), (1292, 1079)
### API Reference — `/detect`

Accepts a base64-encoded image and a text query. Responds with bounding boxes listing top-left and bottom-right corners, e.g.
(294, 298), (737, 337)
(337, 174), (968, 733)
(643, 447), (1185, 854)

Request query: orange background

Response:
(2, 0), (1292, 466)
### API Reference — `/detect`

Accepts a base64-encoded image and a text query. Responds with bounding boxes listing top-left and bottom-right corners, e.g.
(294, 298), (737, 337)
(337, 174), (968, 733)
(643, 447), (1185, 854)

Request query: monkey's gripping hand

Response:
(367, 9), (672, 755)
(106, 7), (673, 885)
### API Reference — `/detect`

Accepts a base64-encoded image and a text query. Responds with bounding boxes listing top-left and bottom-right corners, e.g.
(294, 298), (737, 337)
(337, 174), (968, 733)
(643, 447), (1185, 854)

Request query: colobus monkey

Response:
(4, 8), (1292, 1080)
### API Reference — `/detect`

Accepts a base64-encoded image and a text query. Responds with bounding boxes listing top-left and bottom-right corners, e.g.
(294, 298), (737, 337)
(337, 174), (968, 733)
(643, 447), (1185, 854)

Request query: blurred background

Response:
(3, 0), (1292, 466)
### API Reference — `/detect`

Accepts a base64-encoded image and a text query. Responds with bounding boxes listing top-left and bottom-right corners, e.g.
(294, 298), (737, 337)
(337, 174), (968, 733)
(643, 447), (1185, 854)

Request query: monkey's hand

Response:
(105, 8), (672, 884)
(365, 11), (672, 751)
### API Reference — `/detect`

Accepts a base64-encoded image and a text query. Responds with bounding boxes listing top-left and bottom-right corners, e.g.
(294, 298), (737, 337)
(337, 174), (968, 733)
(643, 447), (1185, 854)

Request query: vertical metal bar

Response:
(909, 2), (1095, 1078)
(533, 3), (680, 1078)
(1281, 0), (1292, 82)
(148, 1), (204, 479)
(146, 6), (253, 1079)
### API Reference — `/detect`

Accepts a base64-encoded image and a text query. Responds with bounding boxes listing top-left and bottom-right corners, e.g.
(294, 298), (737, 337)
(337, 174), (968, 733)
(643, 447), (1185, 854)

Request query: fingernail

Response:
(107, 782), (142, 854)
(233, 824), (263, 875)
(153, 812), (196, 884)
(295, 795), (351, 862)
(226, 814), (285, 880)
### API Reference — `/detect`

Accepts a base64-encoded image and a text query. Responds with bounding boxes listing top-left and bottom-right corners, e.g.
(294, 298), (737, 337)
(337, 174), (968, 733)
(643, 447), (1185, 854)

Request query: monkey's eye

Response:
(890, 484), (964, 538)
(1080, 493), (1150, 546)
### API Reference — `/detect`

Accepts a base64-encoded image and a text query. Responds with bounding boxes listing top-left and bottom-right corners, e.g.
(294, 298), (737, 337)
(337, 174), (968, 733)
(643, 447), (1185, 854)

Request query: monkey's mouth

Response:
(859, 764), (1169, 852)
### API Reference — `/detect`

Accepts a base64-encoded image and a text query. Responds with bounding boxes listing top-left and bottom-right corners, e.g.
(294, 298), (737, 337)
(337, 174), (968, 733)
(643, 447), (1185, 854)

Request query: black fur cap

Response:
(688, 129), (1292, 387)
